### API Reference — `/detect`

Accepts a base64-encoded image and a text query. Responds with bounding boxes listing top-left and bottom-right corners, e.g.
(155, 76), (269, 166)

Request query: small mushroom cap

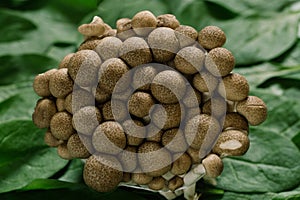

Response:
(171, 153), (192, 175)
(94, 86), (111, 104)
(59, 53), (74, 69)
(202, 154), (223, 178)
(67, 134), (90, 159)
(78, 37), (102, 51)
(223, 112), (249, 132)
(175, 25), (198, 48)
(92, 121), (126, 154)
(49, 68), (73, 98)
(132, 172), (153, 185)
(213, 129), (250, 157)
(57, 143), (72, 160)
(128, 91), (155, 118)
(44, 130), (63, 147)
(205, 47), (235, 77)
(150, 103), (182, 130)
(131, 10), (157, 36)
(161, 128), (188, 153)
(198, 26), (226, 50)
(236, 96), (267, 126)
(50, 111), (75, 140)
(72, 106), (102, 135)
(168, 176), (184, 191)
(33, 69), (57, 97)
(95, 36), (123, 60)
(101, 100), (127, 122)
(138, 142), (172, 177)
(32, 98), (57, 128)
(148, 27), (179, 62)
(185, 114), (221, 150)
(65, 89), (94, 114)
(78, 20), (106, 37)
(220, 73), (249, 101)
(119, 37), (152, 67)
(187, 147), (201, 164)
(174, 46), (205, 74)
(132, 64), (158, 90)
(118, 146), (138, 172)
(98, 58), (129, 94)
(157, 14), (180, 29)
(193, 71), (219, 93)
(56, 98), (65, 112)
(68, 50), (101, 87)
(151, 70), (186, 104)
(201, 97), (227, 119)
(123, 120), (146, 146)
(116, 18), (135, 40)
(148, 176), (166, 190)
(83, 154), (123, 192)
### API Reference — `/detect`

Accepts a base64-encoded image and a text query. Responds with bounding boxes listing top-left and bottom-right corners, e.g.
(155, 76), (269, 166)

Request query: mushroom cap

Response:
(223, 112), (249, 132)
(32, 98), (57, 128)
(148, 27), (180, 62)
(67, 134), (90, 159)
(49, 68), (73, 98)
(59, 53), (74, 69)
(57, 143), (72, 160)
(44, 130), (63, 147)
(50, 111), (75, 140)
(171, 153), (192, 175)
(236, 96), (267, 126)
(202, 154), (223, 178)
(151, 70), (186, 104)
(168, 176), (184, 191)
(83, 154), (123, 192)
(118, 146), (138, 172)
(95, 36), (123, 60)
(148, 176), (166, 190)
(119, 37), (152, 67)
(220, 73), (249, 101)
(72, 106), (102, 135)
(198, 26), (226, 50)
(174, 46), (205, 74)
(123, 120), (146, 146)
(33, 69), (57, 97)
(64, 89), (94, 114)
(157, 14), (180, 29)
(132, 172), (153, 185)
(101, 100), (127, 122)
(175, 25), (198, 48)
(161, 128), (188, 153)
(92, 121), (126, 154)
(128, 91), (155, 118)
(205, 47), (235, 77)
(213, 129), (250, 157)
(131, 10), (157, 36)
(193, 71), (219, 93)
(132, 64), (158, 90)
(78, 23), (106, 37)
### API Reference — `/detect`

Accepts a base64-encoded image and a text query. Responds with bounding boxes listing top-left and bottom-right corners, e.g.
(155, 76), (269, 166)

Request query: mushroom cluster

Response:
(32, 10), (267, 200)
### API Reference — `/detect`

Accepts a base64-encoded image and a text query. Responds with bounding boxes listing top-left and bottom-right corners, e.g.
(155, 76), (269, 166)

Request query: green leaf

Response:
(276, 40), (300, 67)
(216, 127), (300, 193)
(20, 179), (76, 191)
(204, 0), (293, 16)
(58, 159), (84, 183)
(0, 82), (38, 122)
(0, 55), (58, 85)
(0, 120), (68, 193)
(219, 13), (300, 65)
(97, 0), (169, 28)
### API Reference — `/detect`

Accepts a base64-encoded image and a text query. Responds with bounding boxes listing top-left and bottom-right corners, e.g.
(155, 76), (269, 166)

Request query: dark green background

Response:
(0, 0), (300, 199)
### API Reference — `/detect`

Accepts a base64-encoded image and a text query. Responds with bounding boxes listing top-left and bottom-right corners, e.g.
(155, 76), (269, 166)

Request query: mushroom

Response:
(202, 154), (223, 178)
(32, 98), (57, 128)
(148, 177), (166, 190)
(78, 16), (106, 37)
(168, 176), (184, 191)
(67, 134), (90, 159)
(33, 69), (57, 97)
(50, 111), (75, 140)
(171, 153), (192, 175)
(132, 172), (153, 185)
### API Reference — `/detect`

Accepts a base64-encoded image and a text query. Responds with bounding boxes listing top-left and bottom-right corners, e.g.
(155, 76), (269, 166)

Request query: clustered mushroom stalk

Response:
(32, 10), (267, 200)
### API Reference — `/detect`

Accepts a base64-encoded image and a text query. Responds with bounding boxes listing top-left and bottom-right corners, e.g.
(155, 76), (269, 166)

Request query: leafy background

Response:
(0, 0), (300, 199)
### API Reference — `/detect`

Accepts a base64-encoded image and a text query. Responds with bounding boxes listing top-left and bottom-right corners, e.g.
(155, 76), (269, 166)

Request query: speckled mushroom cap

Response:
(32, 10), (267, 200)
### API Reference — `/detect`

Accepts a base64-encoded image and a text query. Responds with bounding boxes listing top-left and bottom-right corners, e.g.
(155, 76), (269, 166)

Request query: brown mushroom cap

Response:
(33, 69), (57, 97)
(148, 27), (180, 62)
(119, 37), (152, 67)
(151, 70), (186, 104)
(198, 26), (226, 50)
(213, 129), (250, 157)
(72, 106), (102, 135)
(57, 143), (72, 160)
(236, 96), (267, 126)
(44, 130), (63, 147)
(193, 71), (219, 93)
(128, 91), (155, 118)
(161, 128), (188, 153)
(59, 53), (74, 69)
(95, 36), (123, 60)
(98, 58), (129, 94)
(68, 50), (101, 87)
(131, 10), (157, 36)
(174, 46), (205, 74)
(175, 25), (198, 48)
(78, 16), (106, 37)
(138, 142), (172, 177)
(157, 14), (180, 29)
(64, 89), (94, 114)
(220, 73), (249, 101)
(202, 154), (223, 178)
(49, 68), (73, 98)
(148, 176), (166, 190)
(101, 100), (127, 122)
(132, 64), (158, 90)
(132, 172), (153, 185)
(50, 111), (75, 140)
(168, 176), (184, 191)
(123, 120), (146, 146)
(116, 18), (135, 40)
(92, 121), (126, 154)
(83, 154), (123, 192)
(205, 47), (235, 77)
(118, 146), (138, 172)
(32, 98), (57, 128)
(223, 112), (249, 132)
(67, 134), (90, 158)
(171, 153), (192, 175)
